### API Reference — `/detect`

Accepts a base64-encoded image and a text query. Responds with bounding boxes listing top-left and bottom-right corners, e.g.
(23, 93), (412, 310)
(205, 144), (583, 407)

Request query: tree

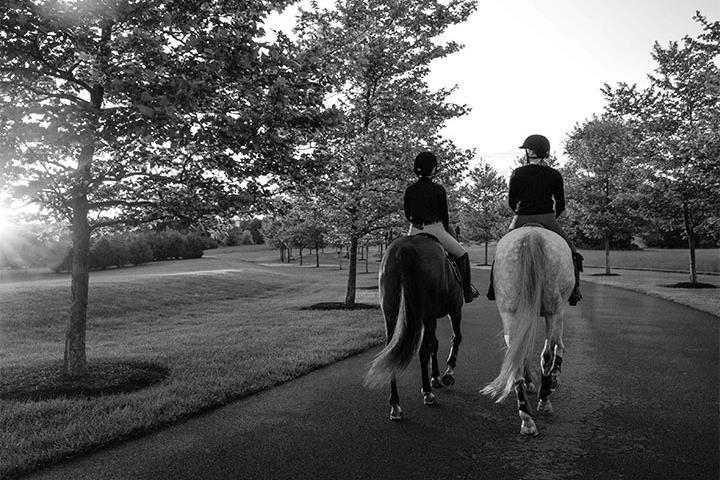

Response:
(564, 115), (641, 274)
(601, 12), (720, 284)
(0, 0), (325, 375)
(459, 159), (507, 265)
(295, 0), (476, 307)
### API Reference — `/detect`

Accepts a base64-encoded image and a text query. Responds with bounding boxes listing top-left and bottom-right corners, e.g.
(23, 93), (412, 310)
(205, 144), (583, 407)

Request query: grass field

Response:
(0, 246), (385, 478)
(0, 243), (717, 477)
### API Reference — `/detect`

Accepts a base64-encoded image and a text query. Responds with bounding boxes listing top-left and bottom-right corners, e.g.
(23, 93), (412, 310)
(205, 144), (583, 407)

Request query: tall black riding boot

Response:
(569, 252), (583, 306)
(486, 262), (495, 300)
(457, 254), (478, 303)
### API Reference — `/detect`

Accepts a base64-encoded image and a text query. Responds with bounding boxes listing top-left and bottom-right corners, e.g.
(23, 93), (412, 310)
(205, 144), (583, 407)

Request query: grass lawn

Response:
(0, 245), (385, 478)
(465, 243), (720, 273)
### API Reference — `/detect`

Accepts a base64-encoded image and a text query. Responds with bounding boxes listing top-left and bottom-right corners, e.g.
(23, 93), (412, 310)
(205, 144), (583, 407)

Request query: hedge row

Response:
(54, 230), (213, 272)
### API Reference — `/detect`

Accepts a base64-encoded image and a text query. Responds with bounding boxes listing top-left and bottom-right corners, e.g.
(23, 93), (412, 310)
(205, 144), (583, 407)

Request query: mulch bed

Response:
(301, 302), (380, 310)
(661, 282), (716, 289)
(0, 360), (169, 401)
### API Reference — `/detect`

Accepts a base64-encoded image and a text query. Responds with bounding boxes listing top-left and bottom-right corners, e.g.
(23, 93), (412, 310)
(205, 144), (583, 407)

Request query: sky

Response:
(268, 0), (720, 177)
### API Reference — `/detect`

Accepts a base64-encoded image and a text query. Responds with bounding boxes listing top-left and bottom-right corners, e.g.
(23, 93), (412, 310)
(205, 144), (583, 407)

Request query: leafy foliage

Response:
(293, 0), (477, 304)
(563, 116), (641, 267)
(459, 159), (507, 244)
(600, 12), (720, 281)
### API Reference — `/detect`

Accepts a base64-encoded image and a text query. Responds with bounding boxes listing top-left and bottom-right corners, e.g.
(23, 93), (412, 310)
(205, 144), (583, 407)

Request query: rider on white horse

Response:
(404, 151), (479, 303)
(487, 135), (583, 305)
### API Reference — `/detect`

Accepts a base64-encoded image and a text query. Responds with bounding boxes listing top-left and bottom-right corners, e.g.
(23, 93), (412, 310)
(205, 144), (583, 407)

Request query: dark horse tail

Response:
(365, 241), (426, 388)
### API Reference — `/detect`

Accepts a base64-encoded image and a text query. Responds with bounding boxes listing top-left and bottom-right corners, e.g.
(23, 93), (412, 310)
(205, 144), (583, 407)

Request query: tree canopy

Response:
(601, 12), (720, 282)
(0, 0), (330, 375)
(293, 0), (477, 305)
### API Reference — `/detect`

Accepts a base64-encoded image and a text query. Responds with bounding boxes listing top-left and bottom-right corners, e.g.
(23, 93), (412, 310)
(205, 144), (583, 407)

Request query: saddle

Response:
(411, 233), (461, 284)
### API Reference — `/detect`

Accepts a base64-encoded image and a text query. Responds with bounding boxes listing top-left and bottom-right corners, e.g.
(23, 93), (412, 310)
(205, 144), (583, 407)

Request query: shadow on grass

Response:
(0, 360), (169, 401)
(661, 282), (716, 289)
(591, 273), (622, 277)
(301, 302), (380, 310)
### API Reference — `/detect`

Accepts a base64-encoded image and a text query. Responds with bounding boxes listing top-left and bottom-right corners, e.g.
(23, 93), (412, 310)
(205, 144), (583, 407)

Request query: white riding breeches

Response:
(407, 222), (466, 258)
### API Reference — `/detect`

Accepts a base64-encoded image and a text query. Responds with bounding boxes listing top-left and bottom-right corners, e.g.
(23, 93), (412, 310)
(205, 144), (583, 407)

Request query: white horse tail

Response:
(481, 231), (544, 402)
(365, 243), (425, 388)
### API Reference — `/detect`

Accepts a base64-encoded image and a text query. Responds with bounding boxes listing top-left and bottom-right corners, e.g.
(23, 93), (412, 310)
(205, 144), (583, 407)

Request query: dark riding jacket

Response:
(404, 177), (450, 230)
(508, 164), (565, 217)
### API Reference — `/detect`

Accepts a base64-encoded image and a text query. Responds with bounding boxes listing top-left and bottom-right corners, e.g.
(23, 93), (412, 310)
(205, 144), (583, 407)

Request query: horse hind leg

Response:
(389, 375), (403, 420)
(523, 362), (537, 394)
(430, 332), (443, 389)
(419, 321), (438, 406)
(538, 313), (565, 414)
(442, 309), (462, 386)
(381, 278), (403, 420)
(515, 379), (539, 436)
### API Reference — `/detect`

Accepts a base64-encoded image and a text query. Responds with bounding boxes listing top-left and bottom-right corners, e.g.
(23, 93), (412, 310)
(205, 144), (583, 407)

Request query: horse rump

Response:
(365, 241), (426, 388)
(481, 230), (545, 401)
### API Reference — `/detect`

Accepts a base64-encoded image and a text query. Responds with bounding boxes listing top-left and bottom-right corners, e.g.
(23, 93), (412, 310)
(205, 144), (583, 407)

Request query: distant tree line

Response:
(53, 229), (213, 272)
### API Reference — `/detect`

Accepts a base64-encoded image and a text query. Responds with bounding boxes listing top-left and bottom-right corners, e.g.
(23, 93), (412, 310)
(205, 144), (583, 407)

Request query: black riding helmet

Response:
(414, 151), (437, 177)
(519, 134), (550, 159)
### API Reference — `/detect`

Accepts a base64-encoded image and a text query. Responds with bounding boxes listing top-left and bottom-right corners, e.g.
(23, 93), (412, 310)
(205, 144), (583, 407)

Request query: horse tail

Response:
(481, 231), (544, 402)
(365, 243), (425, 387)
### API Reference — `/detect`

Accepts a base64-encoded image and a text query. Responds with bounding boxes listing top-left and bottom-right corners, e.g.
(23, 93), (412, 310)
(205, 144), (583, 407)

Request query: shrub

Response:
(126, 237), (154, 265)
(197, 234), (219, 250)
(238, 230), (254, 245)
(182, 233), (205, 259)
(90, 238), (117, 270)
(143, 229), (184, 260)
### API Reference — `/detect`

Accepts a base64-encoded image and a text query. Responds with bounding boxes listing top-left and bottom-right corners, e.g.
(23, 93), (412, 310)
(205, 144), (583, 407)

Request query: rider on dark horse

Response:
(404, 151), (479, 303)
(487, 134), (583, 305)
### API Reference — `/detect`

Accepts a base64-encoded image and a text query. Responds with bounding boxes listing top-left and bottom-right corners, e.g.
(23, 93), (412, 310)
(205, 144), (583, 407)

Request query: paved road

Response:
(24, 282), (719, 480)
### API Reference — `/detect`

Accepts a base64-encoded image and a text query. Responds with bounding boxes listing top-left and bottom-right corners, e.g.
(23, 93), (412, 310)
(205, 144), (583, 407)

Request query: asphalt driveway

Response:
(23, 280), (719, 480)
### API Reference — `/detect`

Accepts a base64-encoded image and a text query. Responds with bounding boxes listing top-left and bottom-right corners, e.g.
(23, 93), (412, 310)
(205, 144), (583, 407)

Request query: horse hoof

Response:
(550, 372), (560, 390)
(441, 373), (455, 386)
(538, 398), (553, 414)
(423, 392), (438, 406)
(519, 411), (539, 436)
(431, 377), (443, 388)
(390, 405), (403, 421)
(525, 381), (537, 395)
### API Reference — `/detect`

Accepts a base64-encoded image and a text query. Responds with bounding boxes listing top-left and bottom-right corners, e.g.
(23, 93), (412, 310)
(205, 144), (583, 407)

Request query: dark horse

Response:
(365, 234), (464, 421)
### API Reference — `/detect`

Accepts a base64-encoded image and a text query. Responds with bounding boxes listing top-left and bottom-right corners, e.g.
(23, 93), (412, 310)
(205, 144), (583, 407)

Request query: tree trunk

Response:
(299, 247), (303, 266)
(365, 244), (369, 273)
(280, 246), (285, 262)
(683, 204), (698, 284)
(344, 236), (358, 307)
(315, 240), (320, 268)
(338, 248), (342, 270)
(484, 240), (489, 265)
(64, 23), (111, 377)
(65, 144), (94, 377)
(604, 235), (611, 275)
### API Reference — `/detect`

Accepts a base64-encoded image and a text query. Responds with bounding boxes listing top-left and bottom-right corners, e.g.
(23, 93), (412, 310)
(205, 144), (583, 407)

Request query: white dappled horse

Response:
(481, 226), (575, 436)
